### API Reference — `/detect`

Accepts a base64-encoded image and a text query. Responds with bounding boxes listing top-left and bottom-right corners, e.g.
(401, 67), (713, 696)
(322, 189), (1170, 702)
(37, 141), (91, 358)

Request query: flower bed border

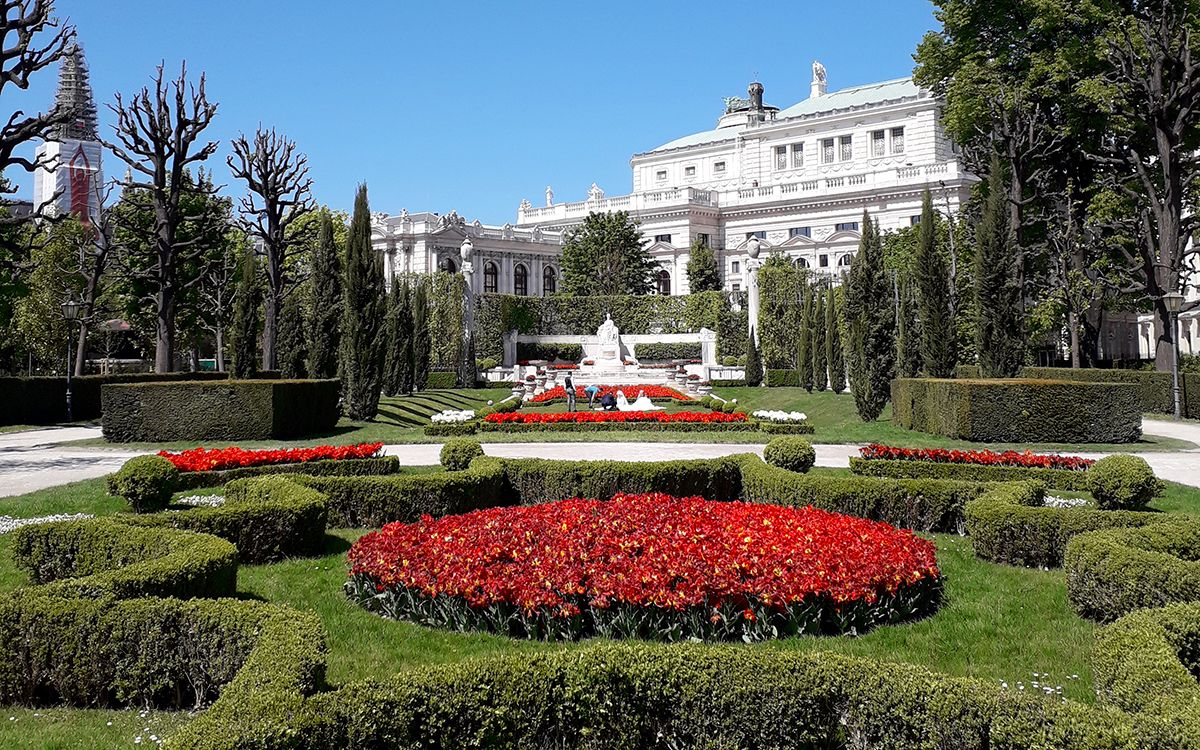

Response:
(480, 421), (762, 433)
(858, 443), (1093, 471)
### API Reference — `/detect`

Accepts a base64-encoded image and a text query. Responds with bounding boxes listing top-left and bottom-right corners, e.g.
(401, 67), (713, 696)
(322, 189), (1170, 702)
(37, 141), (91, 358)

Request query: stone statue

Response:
(587, 182), (605, 201)
(813, 61), (826, 84)
(545, 185), (554, 206)
(598, 314), (619, 345)
(519, 198), (532, 213)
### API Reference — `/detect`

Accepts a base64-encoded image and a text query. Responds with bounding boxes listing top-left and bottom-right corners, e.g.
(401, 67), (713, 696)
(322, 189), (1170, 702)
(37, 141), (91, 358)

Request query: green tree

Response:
(844, 211), (895, 421)
(812, 286), (828, 391)
(340, 184), (385, 420)
(411, 277), (431, 391)
(382, 277), (407, 396)
(798, 283), (813, 392)
(896, 276), (922, 379)
(827, 285), (846, 394)
(14, 218), (90, 371)
(277, 293), (307, 379)
(975, 155), (1025, 377)
(230, 244), (260, 379)
(395, 281), (415, 394)
(560, 211), (655, 295)
(307, 210), (342, 379)
(685, 238), (721, 292)
(915, 188), (956, 376)
(745, 328), (763, 387)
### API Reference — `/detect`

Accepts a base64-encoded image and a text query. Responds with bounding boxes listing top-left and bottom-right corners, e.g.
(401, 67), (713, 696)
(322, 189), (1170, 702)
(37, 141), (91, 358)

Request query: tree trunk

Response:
(1154, 300), (1175, 373)
(1068, 310), (1080, 368)
(262, 288), (278, 371)
(74, 321), (88, 376)
(155, 287), (175, 373)
(215, 326), (225, 372)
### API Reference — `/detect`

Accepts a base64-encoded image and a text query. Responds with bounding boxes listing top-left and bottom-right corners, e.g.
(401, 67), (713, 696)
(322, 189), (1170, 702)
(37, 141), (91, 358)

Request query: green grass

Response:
(0, 707), (189, 750)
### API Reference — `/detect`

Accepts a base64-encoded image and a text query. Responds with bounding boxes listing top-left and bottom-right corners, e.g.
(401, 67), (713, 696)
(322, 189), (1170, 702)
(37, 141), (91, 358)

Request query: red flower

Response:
(858, 443), (1093, 471)
(158, 442), (384, 473)
(484, 410), (745, 424)
(530, 384), (688, 404)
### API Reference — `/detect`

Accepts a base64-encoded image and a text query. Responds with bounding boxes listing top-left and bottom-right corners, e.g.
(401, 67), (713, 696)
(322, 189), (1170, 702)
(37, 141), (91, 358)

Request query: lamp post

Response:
(60, 299), (82, 422)
(459, 237), (476, 388)
(1164, 291), (1184, 420)
(745, 236), (762, 346)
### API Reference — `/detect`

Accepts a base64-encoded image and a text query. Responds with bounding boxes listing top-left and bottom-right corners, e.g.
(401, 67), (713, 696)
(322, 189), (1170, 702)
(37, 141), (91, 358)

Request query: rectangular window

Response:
(731, 283), (741, 292)
(789, 226), (811, 238)
(910, 215), (922, 226)
(891, 127), (905, 154)
(835, 221), (859, 232)
(731, 261), (740, 273)
(745, 230), (766, 240)
(819, 254), (829, 268)
(871, 130), (886, 157)
(714, 161), (726, 173)
(791, 143), (804, 168)
(697, 233), (710, 246)
(839, 135), (853, 161)
(684, 165), (696, 177)
(821, 138), (835, 164)
(654, 234), (672, 244)
(774, 145), (787, 170)
(656, 170), (667, 180)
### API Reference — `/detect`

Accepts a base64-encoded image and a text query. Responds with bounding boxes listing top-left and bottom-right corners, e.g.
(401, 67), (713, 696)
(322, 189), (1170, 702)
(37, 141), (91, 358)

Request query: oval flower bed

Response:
(859, 444), (1093, 471)
(345, 493), (943, 641)
(485, 410), (745, 425)
(530, 384), (688, 404)
(159, 442), (384, 472)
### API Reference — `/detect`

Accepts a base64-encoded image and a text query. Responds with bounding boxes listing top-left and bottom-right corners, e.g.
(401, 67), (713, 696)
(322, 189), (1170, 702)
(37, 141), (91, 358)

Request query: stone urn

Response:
(685, 379), (700, 395)
(511, 385), (525, 401)
(546, 370), (558, 386)
(535, 372), (548, 393)
(697, 383), (713, 397)
(674, 369), (688, 386)
(524, 377), (536, 398)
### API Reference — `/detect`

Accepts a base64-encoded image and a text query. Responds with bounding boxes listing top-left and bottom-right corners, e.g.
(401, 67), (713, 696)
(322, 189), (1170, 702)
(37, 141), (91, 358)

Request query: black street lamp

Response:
(61, 299), (82, 422)
(1164, 291), (1184, 421)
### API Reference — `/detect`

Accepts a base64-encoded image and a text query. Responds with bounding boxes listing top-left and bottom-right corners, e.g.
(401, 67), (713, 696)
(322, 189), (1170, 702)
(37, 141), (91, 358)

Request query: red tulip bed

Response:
(158, 442), (384, 472)
(529, 384), (689, 404)
(481, 410), (754, 432)
(858, 443), (1094, 471)
(345, 493), (942, 641)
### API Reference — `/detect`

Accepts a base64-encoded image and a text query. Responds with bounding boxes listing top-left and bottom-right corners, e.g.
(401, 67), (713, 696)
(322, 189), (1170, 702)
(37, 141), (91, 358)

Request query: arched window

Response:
(837, 253), (854, 267)
(439, 256), (457, 273)
(484, 262), (498, 293)
(795, 257), (811, 269)
(542, 266), (556, 295)
(656, 268), (671, 296)
(514, 263), (528, 296)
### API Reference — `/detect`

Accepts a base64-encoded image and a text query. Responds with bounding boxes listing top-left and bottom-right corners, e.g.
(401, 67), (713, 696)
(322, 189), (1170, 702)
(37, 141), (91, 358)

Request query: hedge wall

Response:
(175, 456), (399, 491)
(101, 379), (340, 442)
(501, 456), (745, 505)
(424, 371), (457, 390)
(850, 457), (1091, 490)
(766, 369), (800, 387)
(891, 378), (1142, 443)
(0, 371), (234, 426)
(516, 342), (584, 362)
(633, 342), (701, 361)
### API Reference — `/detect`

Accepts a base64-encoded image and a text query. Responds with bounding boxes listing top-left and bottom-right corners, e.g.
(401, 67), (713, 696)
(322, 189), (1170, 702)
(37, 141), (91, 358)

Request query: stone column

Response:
(745, 237), (763, 344)
(458, 238), (476, 387)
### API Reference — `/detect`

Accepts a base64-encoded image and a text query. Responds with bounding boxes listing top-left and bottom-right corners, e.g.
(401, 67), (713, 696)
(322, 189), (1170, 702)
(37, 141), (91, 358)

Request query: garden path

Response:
(0, 419), (1197, 498)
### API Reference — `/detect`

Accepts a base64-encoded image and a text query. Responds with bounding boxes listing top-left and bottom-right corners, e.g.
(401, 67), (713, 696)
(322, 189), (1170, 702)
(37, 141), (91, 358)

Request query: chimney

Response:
(748, 81), (764, 111)
(811, 61), (827, 98)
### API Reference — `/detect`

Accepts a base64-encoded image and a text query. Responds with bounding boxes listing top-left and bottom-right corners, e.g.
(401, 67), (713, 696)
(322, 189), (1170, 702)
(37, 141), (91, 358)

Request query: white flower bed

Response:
(177, 494), (226, 508)
(752, 410), (809, 423)
(1044, 495), (1090, 509)
(432, 409), (475, 424)
(0, 513), (94, 535)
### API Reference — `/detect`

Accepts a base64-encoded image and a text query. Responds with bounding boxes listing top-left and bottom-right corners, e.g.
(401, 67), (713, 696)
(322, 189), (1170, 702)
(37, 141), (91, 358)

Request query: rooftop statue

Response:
(813, 60), (827, 84)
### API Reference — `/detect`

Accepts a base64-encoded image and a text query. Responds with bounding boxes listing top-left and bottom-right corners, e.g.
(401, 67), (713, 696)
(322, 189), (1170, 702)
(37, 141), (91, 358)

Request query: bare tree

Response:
(194, 228), (241, 372)
(1091, 0), (1200, 371)
(0, 0), (75, 259)
(102, 62), (219, 372)
(227, 128), (314, 370)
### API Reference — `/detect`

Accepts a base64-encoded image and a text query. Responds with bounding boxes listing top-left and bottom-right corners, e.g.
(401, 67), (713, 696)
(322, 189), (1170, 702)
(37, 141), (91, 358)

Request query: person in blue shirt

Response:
(585, 384), (602, 409)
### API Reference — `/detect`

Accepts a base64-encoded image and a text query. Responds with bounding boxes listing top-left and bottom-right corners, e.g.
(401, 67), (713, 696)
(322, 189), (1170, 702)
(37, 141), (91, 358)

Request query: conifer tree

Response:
(798, 284), (814, 391)
(915, 188), (956, 376)
(411, 278), (431, 391)
(975, 155), (1025, 377)
(896, 276), (922, 378)
(308, 210), (342, 379)
(844, 211), (895, 421)
(230, 245), (260, 380)
(685, 238), (722, 292)
(277, 294), (308, 378)
(827, 286), (846, 394)
(382, 277), (403, 397)
(745, 328), (763, 387)
(812, 286), (828, 391)
(396, 282), (415, 394)
(340, 184), (385, 420)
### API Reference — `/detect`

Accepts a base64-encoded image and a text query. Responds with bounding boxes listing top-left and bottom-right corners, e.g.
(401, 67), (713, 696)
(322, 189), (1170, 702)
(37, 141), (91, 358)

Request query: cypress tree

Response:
(308, 210), (342, 379)
(685, 238), (722, 292)
(382, 277), (403, 397)
(230, 244), (259, 380)
(277, 294), (308, 379)
(396, 282), (414, 394)
(745, 328), (763, 387)
(827, 285), (846, 394)
(812, 286), (828, 391)
(844, 211), (895, 421)
(340, 184), (386, 420)
(896, 276), (922, 378)
(916, 187), (956, 376)
(411, 278), (431, 391)
(798, 283), (813, 391)
(975, 154), (1025, 377)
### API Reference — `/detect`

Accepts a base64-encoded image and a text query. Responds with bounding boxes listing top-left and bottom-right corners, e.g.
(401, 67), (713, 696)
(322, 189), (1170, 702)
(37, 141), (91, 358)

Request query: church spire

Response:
(51, 43), (99, 142)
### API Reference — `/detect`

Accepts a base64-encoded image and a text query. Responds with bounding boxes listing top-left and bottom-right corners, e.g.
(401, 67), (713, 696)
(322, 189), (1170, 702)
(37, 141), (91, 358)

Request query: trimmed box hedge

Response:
(765, 369), (800, 387)
(516, 342), (585, 362)
(501, 455), (744, 505)
(953, 365), (1199, 418)
(1092, 602), (1200, 718)
(101, 379), (340, 442)
(850, 457), (1091, 490)
(175, 456), (399, 490)
(424, 371), (458, 389)
(633, 342), (701, 361)
(891, 378), (1142, 443)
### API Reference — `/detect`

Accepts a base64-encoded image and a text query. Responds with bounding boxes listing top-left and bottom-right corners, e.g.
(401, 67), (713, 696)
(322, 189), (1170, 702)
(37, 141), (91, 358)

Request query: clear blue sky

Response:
(7, 1), (940, 224)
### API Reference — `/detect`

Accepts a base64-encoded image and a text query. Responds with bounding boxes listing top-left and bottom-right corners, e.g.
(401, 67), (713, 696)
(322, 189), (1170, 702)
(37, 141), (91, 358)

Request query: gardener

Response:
(563, 372), (576, 412)
(585, 384), (601, 409)
(599, 392), (617, 411)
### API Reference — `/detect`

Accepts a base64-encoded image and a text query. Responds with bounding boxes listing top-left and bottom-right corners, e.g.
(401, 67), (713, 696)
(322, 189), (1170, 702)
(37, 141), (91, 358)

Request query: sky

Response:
(5, 1), (941, 225)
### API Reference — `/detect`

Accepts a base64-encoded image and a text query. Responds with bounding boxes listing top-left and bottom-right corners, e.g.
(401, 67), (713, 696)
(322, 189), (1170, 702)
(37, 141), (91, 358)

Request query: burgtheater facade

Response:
(372, 62), (974, 297)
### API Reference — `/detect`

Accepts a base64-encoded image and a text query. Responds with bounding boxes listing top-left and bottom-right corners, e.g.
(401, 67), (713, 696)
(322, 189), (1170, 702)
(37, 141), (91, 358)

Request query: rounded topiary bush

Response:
(106, 454), (179, 513)
(763, 437), (816, 474)
(440, 439), (484, 471)
(1087, 454), (1162, 510)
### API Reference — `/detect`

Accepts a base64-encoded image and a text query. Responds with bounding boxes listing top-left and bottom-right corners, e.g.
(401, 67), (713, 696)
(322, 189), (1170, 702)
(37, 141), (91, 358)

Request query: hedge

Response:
(423, 422), (479, 437)
(500, 456), (745, 505)
(423, 371), (458, 390)
(1065, 518), (1200, 622)
(891, 378), (1142, 443)
(765, 369), (800, 387)
(758, 422), (817, 435)
(1092, 602), (1200, 718)
(102, 379), (340, 442)
(0, 371), (233, 426)
(175, 456), (399, 490)
(849, 457), (1091, 490)
(633, 342), (701, 361)
(516, 342), (584, 362)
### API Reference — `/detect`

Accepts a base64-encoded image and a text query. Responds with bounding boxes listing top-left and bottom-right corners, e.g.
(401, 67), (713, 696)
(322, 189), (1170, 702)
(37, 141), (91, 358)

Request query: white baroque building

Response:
(515, 62), (974, 295)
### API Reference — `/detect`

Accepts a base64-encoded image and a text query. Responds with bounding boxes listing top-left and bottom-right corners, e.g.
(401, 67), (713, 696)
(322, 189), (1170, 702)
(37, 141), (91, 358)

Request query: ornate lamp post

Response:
(60, 299), (83, 422)
(458, 237), (477, 388)
(1164, 290), (1184, 420)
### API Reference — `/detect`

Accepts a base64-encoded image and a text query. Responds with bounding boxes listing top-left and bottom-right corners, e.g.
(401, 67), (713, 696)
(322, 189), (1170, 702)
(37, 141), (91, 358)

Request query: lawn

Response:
(58, 387), (1197, 452)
